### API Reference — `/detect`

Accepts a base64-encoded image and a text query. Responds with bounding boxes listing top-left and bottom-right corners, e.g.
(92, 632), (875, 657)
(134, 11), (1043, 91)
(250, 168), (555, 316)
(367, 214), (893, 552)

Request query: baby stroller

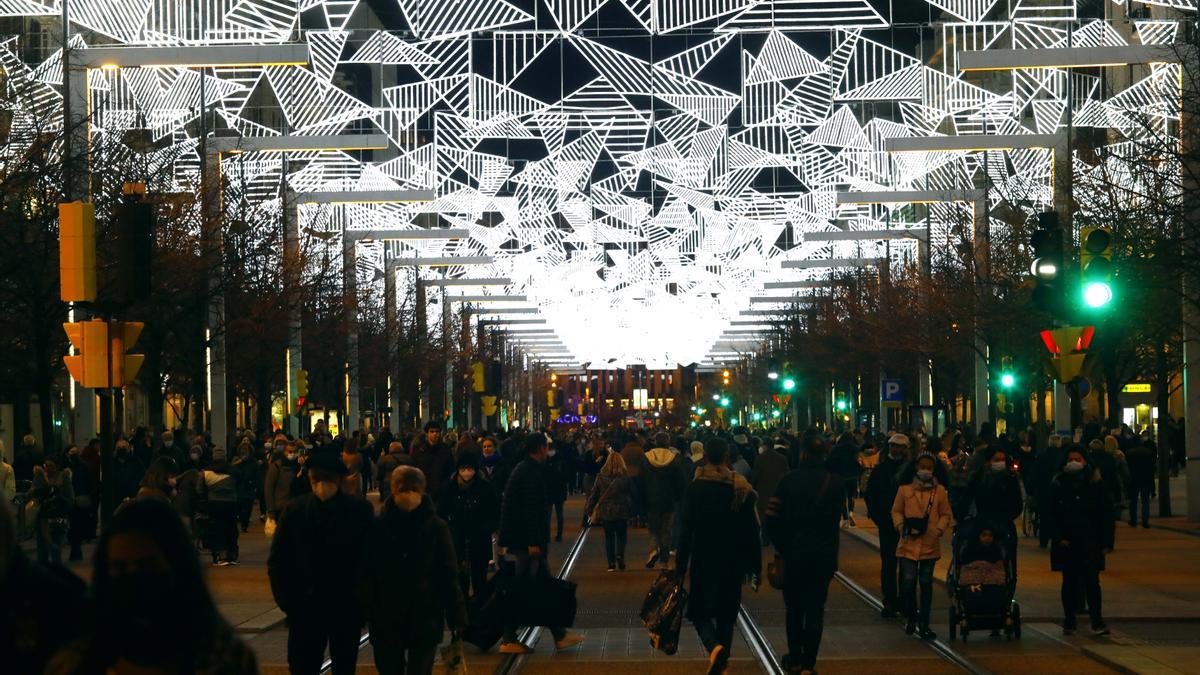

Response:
(947, 518), (1021, 642)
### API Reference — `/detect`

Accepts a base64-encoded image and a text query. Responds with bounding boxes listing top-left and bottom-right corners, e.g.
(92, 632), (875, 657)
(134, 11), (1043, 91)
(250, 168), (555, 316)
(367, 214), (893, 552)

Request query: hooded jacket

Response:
(498, 458), (550, 549)
(891, 478), (952, 561)
(638, 447), (686, 515)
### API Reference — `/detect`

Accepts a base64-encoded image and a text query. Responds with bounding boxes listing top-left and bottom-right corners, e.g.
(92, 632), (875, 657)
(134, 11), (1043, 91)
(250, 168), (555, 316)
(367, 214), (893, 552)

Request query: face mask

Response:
(393, 491), (422, 511)
(990, 461), (1006, 472)
(548, 450), (557, 457)
(163, 441), (173, 448)
(890, 450), (906, 460)
(190, 452), (201, 461)
(1064, 460), (1085, 474)
(916, 469), (934, 483)
(312, 481), (339, 501)
(458, 468), (476, 481)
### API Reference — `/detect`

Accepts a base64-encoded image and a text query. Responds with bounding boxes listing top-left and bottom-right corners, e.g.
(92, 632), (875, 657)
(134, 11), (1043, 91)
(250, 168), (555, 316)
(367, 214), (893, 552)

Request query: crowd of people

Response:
(0, 414), (1181, 675)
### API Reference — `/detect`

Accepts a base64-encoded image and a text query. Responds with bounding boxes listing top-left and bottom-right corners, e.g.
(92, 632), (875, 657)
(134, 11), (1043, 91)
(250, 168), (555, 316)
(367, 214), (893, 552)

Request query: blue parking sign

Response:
(881, 379), (903, 405)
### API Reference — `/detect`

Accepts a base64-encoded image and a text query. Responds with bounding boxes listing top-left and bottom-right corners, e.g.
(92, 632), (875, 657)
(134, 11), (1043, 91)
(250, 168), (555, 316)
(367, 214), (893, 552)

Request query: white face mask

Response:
(312, 481), (339, 501)
(990, 461), (1006, 472)
(393, 491), (422, 511)
(458, 468), (476, 482)
(916, 469), (934, 483)
(1064, 460), (1085, 474)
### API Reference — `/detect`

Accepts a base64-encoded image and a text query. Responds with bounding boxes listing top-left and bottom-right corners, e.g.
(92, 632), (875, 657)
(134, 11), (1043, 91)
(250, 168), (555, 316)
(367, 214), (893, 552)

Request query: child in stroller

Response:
(948, 521), (1021, 641)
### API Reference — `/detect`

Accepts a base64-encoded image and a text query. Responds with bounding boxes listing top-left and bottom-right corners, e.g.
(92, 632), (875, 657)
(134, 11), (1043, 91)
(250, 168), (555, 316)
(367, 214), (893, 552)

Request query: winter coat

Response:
(826, 438), (864, 480)
(32, 467), (74, 521)
(1045, 468), (1115, 572)
(435, 474), (500, 548)
(13, 445), (41, 483)
(961, 467), (1023, 537)
(545, 453), (570, 504)
(412, 443), (455, 497)
(367, 497), (468, 649)
(1126, 444), (1157, 491)
(1088, 448), (1124, 507)
(639, 447), (686, 515)
(267, 491), (374, 621)
(375, 451), (414, 504)
(174, 467), (203, 518)
(749, 447), (790, 518)
(198, 467), (238, 506)
(111, 455), (145, 503)
(231, 455), (261, 502)
(342, 453), (364, 496)
(864, 455), (906, 534)
(765, 463), (844, 576)
(891, 480), (952, 561)
(620, 442), (646, 479)
(677, 465), (761, 622)
(498, 458), (550, 549)
(585, 473), (636, 524)
(0, 461), (14, 503)
(263, 458), (298, 518)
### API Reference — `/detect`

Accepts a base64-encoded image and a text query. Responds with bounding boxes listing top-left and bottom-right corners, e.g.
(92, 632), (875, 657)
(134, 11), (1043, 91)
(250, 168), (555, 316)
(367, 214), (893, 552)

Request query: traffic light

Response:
(722, 369), (731, 386)
(771, 409), (781, 418)
(767, 359), (779, 380)
(1029, 212), (1064, 314)
(470, 361), (485, 392)
(487, 361), (503, 395)
(719, 397), (730, 408)
(782, 378), (796, 392)
(835, 392), (849, 412)
(63, 319), (109, 388)
(999, 356), (1016, 389)
(1080, 226), (1114, 309)
(112, 185), (154, 306)
(296, 369), (309, 398)
(108, 321), (144, 388)
(59, 202), (97, 302)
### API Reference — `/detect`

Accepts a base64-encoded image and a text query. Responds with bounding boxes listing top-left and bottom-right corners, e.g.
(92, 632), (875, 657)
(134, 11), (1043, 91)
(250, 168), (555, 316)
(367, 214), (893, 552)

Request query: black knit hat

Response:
(457, 452), (481, 470)
(306, 450), (348, 477)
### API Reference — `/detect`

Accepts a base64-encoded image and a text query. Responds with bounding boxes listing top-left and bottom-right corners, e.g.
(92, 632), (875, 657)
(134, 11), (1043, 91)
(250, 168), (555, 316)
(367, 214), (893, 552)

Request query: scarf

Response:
(694, 464), (755, 508)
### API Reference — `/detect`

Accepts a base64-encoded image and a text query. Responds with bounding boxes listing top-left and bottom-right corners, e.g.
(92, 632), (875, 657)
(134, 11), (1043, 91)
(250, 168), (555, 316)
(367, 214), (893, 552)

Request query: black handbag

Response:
(903, 489), (936, 538)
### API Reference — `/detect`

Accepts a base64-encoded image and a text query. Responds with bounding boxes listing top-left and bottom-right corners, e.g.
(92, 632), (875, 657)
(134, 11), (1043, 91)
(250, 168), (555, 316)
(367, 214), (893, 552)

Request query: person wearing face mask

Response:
(111, 439), (146, 505)
(368, 465), (469, 674)
(264, 441), (300, 524)
(864, 432), (911, 617)
(1043, 446), (1115, 636)
(435, 453), (500, 598)
(45, 498), (256, 675)
(157, 430), (186, 470)
(959, 449), (1023, 578)
(63, 445), (96, 561)
(891, 452), (952, 640)
(268, 451), (374, 675)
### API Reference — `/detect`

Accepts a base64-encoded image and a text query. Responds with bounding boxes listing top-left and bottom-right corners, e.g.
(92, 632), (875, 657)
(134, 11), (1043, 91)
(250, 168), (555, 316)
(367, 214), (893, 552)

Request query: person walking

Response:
(263, 442), (300, 523)
(368, 465), (468, 674)
(864, 433), (911, 617)
(677, 438), (762, 674)
(63, 445), (97, 561)
(376, 440), (413, 506)
(13, 434), (42, 483)
(640, 432), (686, 568)
(826, 432), (864, 527)
(750, 437), (791, 544)
(497, 434), (585, 654)
(586, 452), (637, 571)
(891, 452), (952, 640)
(198, 451), (240, 565)
(546, 440), (570, 542)
(435, 452), (500, 599)
(412, 422), (455, 497)
(231, 440), (261, 532)
(1043, 446), (1115, 636)
(111, 441), (145, 505)
(765, 436), (844, 675)
(1126, 436), (1156, 528)
(268, 452), (375, 675)
(959, 447), (1023, 576)
(31, 456), (74, 565)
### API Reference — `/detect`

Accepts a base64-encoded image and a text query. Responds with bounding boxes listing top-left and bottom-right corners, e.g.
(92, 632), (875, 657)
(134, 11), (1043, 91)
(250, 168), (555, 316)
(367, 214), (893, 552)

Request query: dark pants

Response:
(67, 505), (94, 558)
(287, 616), (362, 675)
(842, 480), (858, 519)
(237, 497), (254, 531)
(694, 611), (736, 655)
(502, 550), (566, 643)
(207, 501), (240, 562)
(603, 521), (628, 566)
(900, 558), (936, 627)
(1061, 564), (1104, 628)
(551, 500), (565, 539)
(1128, 486), (1152, 526)
(459, 537), (492, 599)
(373, 641), (437, 675)
(783, 572), (832, 670)
(646, 511), (673, 562)
(878, 528), (901, 609)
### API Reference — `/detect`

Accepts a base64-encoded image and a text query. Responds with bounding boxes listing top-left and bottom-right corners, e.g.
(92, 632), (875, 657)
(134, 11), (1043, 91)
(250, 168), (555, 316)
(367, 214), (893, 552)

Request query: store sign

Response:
(1122, 383), (1152, 394)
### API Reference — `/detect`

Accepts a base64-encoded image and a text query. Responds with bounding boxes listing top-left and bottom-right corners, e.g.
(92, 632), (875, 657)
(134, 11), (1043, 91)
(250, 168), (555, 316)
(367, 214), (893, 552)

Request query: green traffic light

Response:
(771, 409), (781, 418)
(782, 378), (796, 391)
(720, 397), (730, 407)
(752, 412), (763, 421)
(1083, 281), (1113, 308)
(836, 400), (848, 412)
(1000, 373), (1015, 389)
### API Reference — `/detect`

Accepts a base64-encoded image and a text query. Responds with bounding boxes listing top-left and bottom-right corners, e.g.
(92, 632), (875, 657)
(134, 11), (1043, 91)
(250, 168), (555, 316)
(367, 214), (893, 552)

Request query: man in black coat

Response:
(411, 421), (454, 497)
(677, 438), (761, 675)
(268, 452), (374, 675)
(496, 434), (584, 655)
(111, 441), (146, 504)
(766, 436), (844, 674)
(1125, 438), (1157, 528)
(863, 433), (910, 617)
(640, 432), (686, 568)
(436, 452), (500, 598)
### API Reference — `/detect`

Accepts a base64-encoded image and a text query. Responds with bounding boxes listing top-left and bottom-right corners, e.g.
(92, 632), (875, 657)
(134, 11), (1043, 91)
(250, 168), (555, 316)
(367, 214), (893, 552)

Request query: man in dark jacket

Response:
(268, 452), (374, 675)
(496, 434), (584, 655)
(111, 440), (146, 504)
(766, 436), (844, 675)
(1125, 438), (1157, 528)
(640, 432), (686, 568)
(751, 438), (791, 544)
(436, 452), (500, 598)
(826, 432), (864, 527)
(864, 433), (910, 617)
(375, 440), (413, 506)
(412, 421), (454, 497)
(677, 438), (761, 675)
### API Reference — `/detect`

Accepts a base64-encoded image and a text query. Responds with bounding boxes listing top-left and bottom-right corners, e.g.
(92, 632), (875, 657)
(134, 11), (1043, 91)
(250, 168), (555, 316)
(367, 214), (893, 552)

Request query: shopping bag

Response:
(440, 636), (468, 675)
(645, 581), (688, 655)
(639, 570), (679, 625)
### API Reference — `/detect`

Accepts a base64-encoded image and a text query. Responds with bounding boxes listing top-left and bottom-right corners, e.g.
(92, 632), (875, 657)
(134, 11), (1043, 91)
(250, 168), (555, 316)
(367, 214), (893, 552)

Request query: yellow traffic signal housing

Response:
(59, 202), (97, 302)
(471, 361), (486, 393)
(296, 369), (309, 398)
(481, 395), (498, 417)
(109, 321), (144, 388)
(1080, 227), (1113, 275)
(63, 319), (109, 388)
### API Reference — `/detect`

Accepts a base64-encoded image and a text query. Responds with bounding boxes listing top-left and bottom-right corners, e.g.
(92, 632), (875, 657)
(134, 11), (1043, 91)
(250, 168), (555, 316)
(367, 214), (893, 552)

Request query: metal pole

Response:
(283, 186), (302, 438)
(1181, 35), (1200, 521)
(343, 232), (360, 435)
(384, 256), (400, 434)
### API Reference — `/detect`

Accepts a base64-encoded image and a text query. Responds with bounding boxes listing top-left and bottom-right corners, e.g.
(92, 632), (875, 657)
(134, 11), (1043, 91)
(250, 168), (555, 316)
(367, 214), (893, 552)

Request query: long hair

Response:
(601, 451), (628, 477)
